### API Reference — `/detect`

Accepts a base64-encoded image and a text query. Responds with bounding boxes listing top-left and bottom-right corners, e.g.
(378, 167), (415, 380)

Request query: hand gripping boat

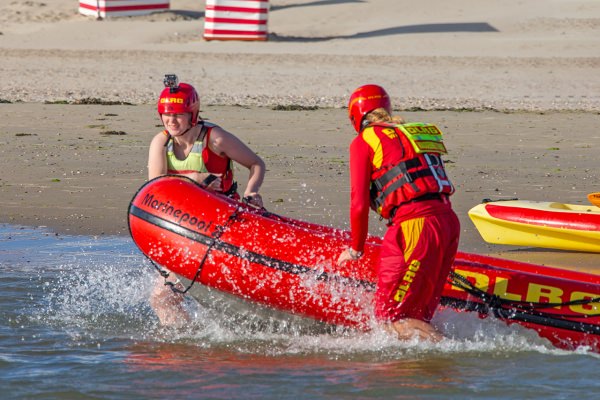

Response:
(129, 176), (600, 352)
(468, 200), (600, 253)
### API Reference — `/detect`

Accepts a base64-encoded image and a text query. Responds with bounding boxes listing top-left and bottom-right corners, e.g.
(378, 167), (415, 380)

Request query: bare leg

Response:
(149, 276), (190, 327)
(388, 318), (443, 343)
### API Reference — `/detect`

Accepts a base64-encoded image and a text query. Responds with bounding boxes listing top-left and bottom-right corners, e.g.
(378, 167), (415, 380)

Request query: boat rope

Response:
(154, 205), (244, 295)
(449, 271), (507, 311)
(448, 271), (600, 319)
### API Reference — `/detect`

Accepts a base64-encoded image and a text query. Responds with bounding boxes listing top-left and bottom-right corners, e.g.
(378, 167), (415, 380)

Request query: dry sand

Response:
(1, 0), (600, 271)
(1, 0), (599, 110)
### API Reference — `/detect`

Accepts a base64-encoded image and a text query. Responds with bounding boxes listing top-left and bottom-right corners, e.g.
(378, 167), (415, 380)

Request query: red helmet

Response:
(348, 84), (392, 133)
(157, 75), (200, 126)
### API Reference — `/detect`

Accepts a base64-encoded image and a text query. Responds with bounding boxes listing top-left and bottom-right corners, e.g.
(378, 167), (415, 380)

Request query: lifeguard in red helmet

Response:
(147, 74), (266, 325)
(337, 84), (460, 342)
(148, 74), (265, 207)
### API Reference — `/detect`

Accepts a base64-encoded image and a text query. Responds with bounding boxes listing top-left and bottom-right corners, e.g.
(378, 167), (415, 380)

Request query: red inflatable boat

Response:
(128, 176), (600, 352)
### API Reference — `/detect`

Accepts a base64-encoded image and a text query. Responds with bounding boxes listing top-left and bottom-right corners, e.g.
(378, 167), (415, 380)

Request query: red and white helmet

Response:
(348, 84), (392, 133)
(157, 74), (200, 126)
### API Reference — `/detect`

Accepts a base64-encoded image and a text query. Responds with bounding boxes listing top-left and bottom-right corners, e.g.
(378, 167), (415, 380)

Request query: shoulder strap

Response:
(198, 122), (209, 142)
(163, 130), (171, 147)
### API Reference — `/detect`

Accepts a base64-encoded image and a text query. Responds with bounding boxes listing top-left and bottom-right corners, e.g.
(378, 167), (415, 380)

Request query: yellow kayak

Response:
(468, 200), (600, 253)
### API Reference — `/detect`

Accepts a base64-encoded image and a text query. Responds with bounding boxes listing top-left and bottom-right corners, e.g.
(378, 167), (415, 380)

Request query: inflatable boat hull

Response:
(129, 177), (600, 351)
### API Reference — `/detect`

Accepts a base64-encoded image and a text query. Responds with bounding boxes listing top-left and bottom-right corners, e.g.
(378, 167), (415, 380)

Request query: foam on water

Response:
(4, 224), (600, 399)
(3, 224), (591, 360)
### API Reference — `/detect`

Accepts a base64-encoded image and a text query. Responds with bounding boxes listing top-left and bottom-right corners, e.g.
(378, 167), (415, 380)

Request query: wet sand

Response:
(1, 0), (599, 272)
(1, 103), (599, 272)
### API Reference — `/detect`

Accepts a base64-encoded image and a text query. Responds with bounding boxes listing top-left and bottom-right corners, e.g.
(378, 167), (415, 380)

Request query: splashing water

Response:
(2, 224), (599, 399)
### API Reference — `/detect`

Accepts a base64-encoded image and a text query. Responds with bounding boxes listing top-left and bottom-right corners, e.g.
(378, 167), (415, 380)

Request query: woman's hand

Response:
(337, 248), (353, 265)
(337, 247), (363, 266)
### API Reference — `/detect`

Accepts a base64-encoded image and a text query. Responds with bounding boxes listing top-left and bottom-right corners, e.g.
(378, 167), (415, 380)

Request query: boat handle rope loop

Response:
(152, 205), (244, 295)
(449, 271), (600, 319)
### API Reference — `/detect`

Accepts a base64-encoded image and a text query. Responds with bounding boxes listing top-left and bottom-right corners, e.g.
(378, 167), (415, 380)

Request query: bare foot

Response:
(388, 318), (443, 343)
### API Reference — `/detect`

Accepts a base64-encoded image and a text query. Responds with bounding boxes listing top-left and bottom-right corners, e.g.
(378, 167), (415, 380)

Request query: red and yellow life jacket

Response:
(363, 122), (454, 218)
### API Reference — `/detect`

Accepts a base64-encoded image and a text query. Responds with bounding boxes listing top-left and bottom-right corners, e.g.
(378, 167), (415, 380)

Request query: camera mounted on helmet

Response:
(163, 74), (179, 93)
(157, 74), (201, 126)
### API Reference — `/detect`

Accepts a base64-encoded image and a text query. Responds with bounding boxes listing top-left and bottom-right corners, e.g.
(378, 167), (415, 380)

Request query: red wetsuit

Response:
(349, 123), (460, 323)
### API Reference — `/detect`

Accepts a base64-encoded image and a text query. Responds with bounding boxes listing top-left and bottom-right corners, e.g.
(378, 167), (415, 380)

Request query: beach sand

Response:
(1, 0), (599, 271)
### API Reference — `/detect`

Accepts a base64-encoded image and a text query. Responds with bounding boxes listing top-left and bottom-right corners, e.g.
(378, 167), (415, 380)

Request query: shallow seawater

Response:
(1, 224), (598, 399)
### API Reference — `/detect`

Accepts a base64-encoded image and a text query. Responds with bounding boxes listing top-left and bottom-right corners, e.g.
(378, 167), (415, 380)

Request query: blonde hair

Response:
(364, 107), (405, 125)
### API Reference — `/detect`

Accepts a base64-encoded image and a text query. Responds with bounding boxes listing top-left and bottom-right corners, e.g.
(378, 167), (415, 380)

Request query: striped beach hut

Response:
(79, 0), (170, 18)
(204, 0), (269, 41)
